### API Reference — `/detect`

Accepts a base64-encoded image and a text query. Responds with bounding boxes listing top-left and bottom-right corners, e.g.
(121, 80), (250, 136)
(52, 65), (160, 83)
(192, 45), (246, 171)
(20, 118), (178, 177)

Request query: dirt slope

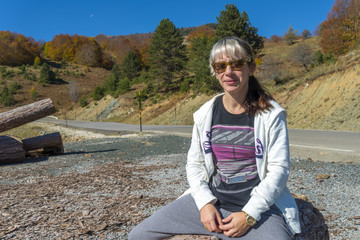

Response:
(274, 50), (360, 132)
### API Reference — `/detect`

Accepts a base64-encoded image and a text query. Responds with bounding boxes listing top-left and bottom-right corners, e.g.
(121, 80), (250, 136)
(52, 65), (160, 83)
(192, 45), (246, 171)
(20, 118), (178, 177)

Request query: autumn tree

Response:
(215, 4), (263, 54)
(33, 56), (42, 68)
(0, 31), (41, 66)
(288, 43), (316, 72)
(319, 0), (360, 55)
(301, 29), (312, 40)
(44, 34), (103, 67)
(269, 35), (283, 43)
(148, 18), (187, 89)
(187, 25), (215, 41)
(74, 38), (102, 67)
(284, 25), (298, 45)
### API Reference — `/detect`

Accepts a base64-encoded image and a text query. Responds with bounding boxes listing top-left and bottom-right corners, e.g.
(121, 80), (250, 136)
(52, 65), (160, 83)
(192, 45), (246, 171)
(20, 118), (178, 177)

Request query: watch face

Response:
(246, 215), (256, 226)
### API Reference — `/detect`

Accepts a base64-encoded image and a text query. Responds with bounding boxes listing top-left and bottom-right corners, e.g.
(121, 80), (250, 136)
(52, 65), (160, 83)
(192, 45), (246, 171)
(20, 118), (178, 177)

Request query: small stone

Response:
(316, 174), (330, 180)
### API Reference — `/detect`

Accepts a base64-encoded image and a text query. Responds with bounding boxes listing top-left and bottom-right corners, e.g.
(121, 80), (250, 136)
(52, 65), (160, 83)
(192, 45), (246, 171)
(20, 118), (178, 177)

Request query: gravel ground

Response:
(0, 133), (359, 239)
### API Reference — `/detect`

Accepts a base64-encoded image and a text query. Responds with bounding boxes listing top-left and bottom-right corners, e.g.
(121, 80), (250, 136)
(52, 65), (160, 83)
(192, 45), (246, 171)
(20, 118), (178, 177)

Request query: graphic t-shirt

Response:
(209, 96), (260, 212)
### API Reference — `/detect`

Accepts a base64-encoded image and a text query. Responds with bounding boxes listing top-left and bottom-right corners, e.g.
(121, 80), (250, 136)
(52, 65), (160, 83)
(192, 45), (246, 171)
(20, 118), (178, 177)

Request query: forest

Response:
(0, 0), (359, 110)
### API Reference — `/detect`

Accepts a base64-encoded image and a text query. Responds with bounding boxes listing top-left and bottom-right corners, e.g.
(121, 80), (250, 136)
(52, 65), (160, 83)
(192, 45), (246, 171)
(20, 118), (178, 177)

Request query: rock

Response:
(316, 174), (330, 180)
(294, 198), (329, 240)
(168, 198), (329, 240)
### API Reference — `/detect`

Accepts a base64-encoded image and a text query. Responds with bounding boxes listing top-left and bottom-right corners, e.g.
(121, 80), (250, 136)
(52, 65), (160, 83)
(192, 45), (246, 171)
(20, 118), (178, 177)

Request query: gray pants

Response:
(128, 194), (292, 240)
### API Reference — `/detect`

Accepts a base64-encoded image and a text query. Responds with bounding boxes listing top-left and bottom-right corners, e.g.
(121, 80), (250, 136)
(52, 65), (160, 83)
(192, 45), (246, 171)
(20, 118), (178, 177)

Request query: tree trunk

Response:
(0, 135), (25, 164)
(22, 132), (64, 156)
(0, 98), (56, 133)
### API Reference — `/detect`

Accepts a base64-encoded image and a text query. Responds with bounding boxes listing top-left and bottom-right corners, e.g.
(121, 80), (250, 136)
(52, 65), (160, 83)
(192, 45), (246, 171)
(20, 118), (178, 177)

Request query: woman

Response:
(129, 36), (301, 240)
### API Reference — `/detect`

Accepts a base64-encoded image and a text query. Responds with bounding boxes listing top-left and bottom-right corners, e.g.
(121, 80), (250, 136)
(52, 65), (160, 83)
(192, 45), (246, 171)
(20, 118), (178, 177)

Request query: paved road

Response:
(39, 119), (360, 163)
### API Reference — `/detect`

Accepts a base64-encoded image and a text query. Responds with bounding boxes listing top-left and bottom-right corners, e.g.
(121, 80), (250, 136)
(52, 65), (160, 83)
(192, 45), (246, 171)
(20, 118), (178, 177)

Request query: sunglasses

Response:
(212, 59), (250, 73)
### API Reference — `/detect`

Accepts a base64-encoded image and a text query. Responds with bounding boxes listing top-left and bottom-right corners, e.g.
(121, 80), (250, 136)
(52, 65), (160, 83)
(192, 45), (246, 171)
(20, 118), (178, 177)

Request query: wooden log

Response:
(0, 98), (56, 133)
(22, 132), (64, 156)
(0, 135), (25, 164)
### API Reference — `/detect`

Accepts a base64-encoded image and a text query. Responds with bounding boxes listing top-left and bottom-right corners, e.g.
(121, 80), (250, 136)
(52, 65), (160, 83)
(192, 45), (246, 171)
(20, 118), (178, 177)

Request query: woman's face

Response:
(214, 54), (255, 96)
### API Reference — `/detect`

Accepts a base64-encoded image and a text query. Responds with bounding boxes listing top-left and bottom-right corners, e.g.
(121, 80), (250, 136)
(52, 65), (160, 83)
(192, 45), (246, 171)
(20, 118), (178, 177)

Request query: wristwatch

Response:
(243, 211), (257, 226)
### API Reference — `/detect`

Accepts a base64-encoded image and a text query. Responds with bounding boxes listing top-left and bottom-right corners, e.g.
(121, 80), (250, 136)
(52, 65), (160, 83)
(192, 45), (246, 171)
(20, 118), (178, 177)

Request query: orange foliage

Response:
(319, 0), (360, 55)
(44, 34), (103, 67)
(0, 31), (41, 66)
(187, 26), (215, 42)
(94, 33), (151, 66)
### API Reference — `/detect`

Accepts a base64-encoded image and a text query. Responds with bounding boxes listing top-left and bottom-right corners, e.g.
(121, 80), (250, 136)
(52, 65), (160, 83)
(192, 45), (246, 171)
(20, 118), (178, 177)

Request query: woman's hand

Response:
(219, 212), (250, 237)
(200, 203), (223, 233)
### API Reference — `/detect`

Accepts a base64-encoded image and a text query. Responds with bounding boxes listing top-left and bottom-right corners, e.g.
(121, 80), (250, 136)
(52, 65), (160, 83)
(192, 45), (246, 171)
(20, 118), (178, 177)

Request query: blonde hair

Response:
(209, 36), (254, 76)
(209, 36), (273, 114)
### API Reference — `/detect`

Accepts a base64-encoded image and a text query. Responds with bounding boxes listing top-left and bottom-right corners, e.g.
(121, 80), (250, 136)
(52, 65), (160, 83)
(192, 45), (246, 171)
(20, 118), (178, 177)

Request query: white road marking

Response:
(290, 144), (355, 153)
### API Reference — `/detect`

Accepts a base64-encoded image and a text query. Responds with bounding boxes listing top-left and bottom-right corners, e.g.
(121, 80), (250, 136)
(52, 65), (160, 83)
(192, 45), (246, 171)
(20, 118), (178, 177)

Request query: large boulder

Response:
(168, 198), (329, 240)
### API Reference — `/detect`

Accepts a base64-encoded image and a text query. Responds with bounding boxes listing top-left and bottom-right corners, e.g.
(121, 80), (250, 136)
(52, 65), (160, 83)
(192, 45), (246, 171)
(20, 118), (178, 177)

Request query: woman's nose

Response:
(225, 64), (233, 74)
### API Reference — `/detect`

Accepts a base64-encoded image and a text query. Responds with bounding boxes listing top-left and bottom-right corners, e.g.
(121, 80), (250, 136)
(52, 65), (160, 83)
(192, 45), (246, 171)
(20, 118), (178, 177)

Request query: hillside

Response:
(275, 50), (360, 131)
(67, 42), (359, 132)
(1, 37), (359, 132)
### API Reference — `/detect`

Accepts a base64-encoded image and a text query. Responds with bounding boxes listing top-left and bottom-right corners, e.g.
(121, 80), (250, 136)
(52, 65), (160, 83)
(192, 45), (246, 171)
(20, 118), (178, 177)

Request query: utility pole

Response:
(174, 107), (177, 125)
(138, 91), (142, 133)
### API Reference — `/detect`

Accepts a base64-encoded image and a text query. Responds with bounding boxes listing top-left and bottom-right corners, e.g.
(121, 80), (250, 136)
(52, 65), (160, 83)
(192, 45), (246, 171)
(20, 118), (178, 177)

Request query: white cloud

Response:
(89, 14), (94, 18)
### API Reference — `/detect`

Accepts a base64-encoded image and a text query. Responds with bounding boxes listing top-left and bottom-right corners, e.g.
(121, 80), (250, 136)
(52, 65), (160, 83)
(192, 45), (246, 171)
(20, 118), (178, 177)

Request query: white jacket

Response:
(183, 93), (301, 234)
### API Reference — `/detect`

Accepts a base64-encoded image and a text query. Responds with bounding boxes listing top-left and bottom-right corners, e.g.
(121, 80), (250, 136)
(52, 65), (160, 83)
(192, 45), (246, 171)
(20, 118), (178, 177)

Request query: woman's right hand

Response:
(200, 203), (223, 233)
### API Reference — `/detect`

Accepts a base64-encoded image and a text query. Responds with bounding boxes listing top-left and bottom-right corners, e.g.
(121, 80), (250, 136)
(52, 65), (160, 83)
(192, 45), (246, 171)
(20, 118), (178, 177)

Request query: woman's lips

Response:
(224, 79), (237, 85)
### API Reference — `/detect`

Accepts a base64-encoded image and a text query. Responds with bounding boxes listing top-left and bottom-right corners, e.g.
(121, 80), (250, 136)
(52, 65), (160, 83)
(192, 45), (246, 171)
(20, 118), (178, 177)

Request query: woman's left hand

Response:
(219, 212), (250, 237)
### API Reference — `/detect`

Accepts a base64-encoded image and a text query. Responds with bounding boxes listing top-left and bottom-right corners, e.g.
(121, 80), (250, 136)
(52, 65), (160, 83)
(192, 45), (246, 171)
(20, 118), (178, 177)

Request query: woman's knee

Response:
(127, 226), (142, 240)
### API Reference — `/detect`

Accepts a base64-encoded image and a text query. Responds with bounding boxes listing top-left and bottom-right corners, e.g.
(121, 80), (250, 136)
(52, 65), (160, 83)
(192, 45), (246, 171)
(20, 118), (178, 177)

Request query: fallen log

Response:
(0, 98), (56, 133)
(22, 132), (64, 156)
(168, 198), (329, 240)
(0, 135), (25, 164)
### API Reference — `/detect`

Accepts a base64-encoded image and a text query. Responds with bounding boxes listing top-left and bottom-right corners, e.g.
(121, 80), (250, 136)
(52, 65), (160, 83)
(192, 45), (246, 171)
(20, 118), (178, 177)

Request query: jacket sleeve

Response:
(186, 123), (217, 210)
(242, 111), (290, 220)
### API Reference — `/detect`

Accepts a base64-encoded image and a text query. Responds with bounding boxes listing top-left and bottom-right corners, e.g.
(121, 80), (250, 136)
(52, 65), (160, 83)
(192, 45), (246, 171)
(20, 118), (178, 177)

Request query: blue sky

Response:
(1, 0), (334, 42)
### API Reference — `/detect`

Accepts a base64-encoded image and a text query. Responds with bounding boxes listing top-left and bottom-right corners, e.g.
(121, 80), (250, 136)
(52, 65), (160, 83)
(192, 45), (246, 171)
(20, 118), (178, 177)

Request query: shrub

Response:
(92, 86), (104, 101)
(117, 77), (130, 95)
(180, 79), (190, 93)
(39, 62), (55, 84)
(1, 86), (15, 106)
(9, 82), (21, 94)
(79, 95), (88, 107)
(30, 87), (38, 101)
(33, 56), (41, 68)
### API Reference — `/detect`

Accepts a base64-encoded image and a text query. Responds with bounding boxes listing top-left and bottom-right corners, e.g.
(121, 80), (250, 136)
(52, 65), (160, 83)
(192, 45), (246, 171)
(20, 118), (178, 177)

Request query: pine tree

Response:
(120, 50), (142, 81)
(148, 18), (187, 88)
(117, 77), (130, 94)
(102, 72), (118, 95)
(111, 64), (122, 80)
(1, 86), (15, 106)
(215, 4), (263, 54)
(92, 86), (104, 101)
(39, 62), (55, 84)
(187, 35), (221, 94)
